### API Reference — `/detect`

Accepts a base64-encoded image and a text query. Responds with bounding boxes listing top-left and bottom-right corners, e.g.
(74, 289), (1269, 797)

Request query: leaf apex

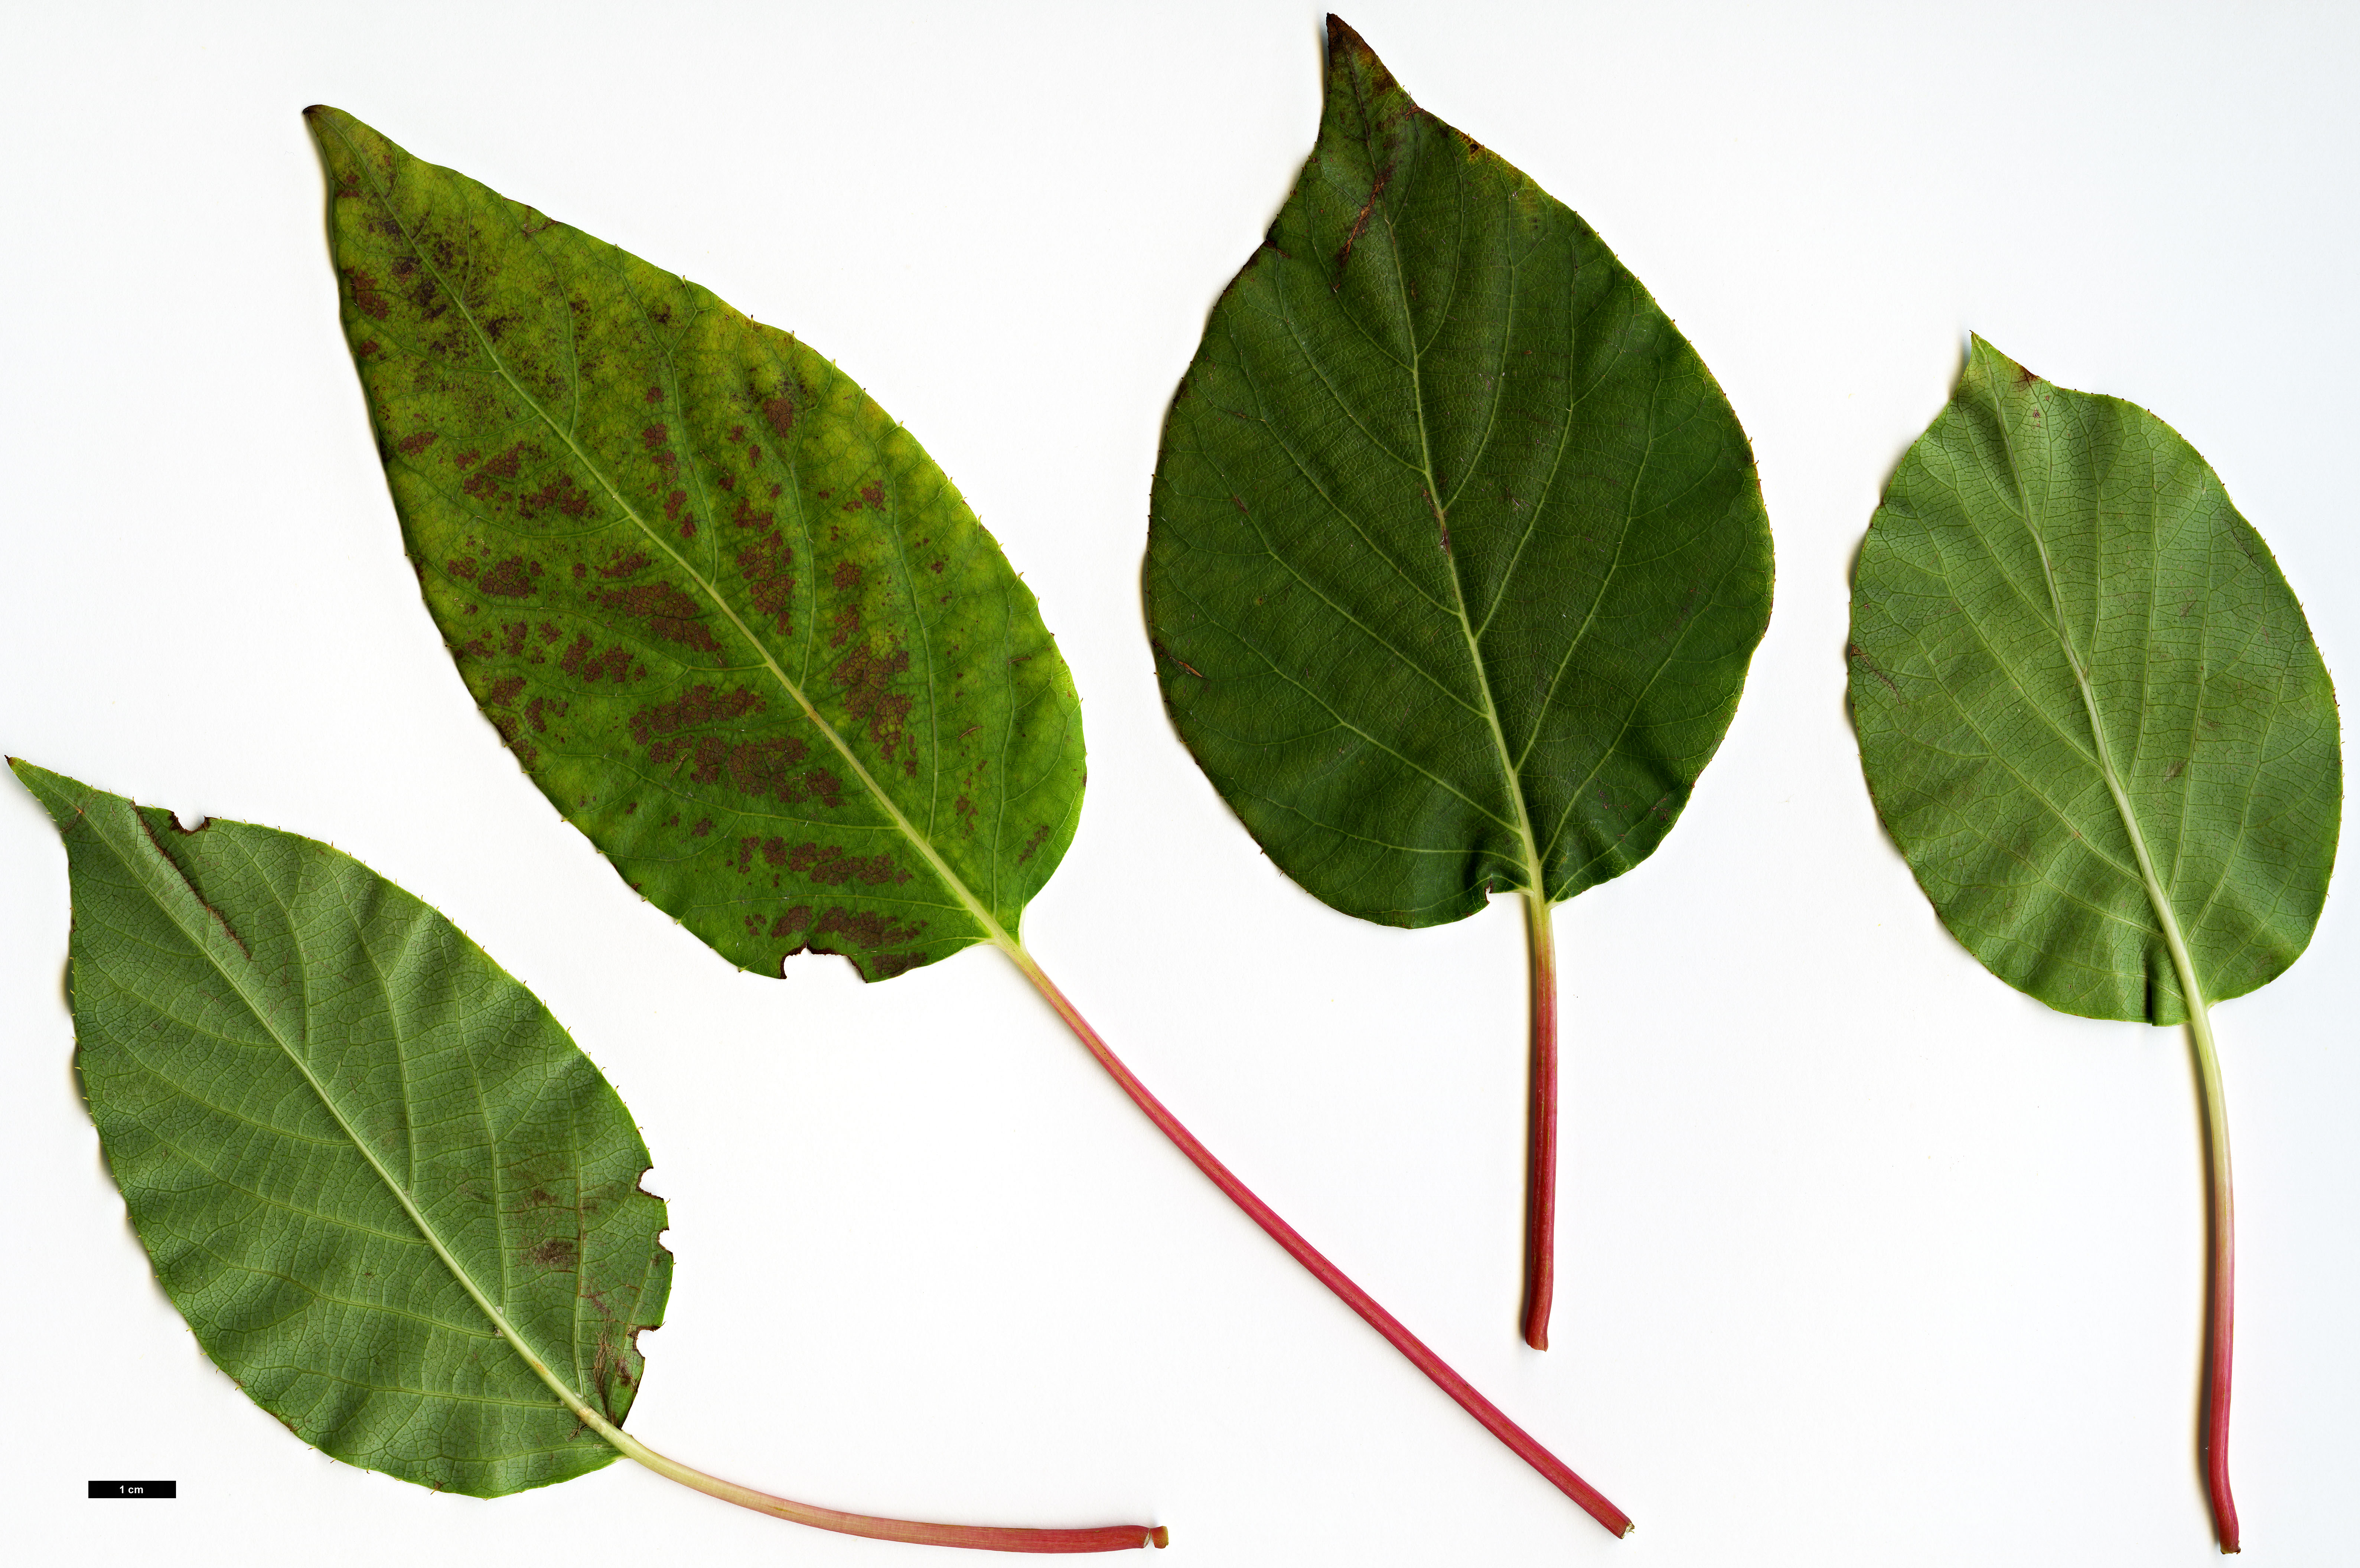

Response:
(1965, 333), (2037, 386)
(1324, 14), (1389, 85)
(8, 758), (95, 830)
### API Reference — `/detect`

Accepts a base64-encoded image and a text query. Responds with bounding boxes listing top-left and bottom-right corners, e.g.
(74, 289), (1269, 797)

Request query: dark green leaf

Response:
(308, 106), (1084, 983)
(1848, 336), (2340, 1022)
(1144, 19), (1773, 927)
(10, 760), (668, 1498)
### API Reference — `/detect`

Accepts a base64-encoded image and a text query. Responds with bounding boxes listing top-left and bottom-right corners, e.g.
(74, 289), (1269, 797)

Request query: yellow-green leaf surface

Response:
(309, 107), (1083, 983)
(1849, 338), (2341, 1022)
(11, 761), (669, 1498)
(1145, 19), (1773, 928)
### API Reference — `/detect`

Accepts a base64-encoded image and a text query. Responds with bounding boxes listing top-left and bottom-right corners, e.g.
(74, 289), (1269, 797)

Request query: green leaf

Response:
(1846, 336), (2342, 1552)
(1144, 18), (1772, 928)
(1848, 336), (2340, 1023)
(1141, 15), (1773, 1352)
(10, 760), (668, 1499)
(10, 758), (1168, 1551)
(307, 105), (1084, 983)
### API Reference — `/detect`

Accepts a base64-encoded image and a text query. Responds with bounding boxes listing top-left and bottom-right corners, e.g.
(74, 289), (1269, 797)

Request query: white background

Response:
(2, 3), (2354, 1564)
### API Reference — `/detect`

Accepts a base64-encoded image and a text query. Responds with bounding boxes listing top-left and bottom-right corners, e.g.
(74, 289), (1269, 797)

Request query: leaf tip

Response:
(1324, 14), (1382, 75)
(1965, 332), (2038, 388)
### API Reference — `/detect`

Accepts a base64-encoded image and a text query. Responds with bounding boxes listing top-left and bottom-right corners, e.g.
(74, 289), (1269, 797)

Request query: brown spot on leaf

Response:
(628, 683), (765, 746)
(590, 582), (720, 651)
(1846, 641), (1902, 699)
(561, 634), (633, 682)
(645, 385), (665, 404)
(527, 1237), (577, 1269)
(737, 532), (795, 634)
(600, 552), (651, 579)
(728, 738), (829, 805)
(397, 431), (438, 455)
(503, 621), (528, 657)
(488, 713), (538, 768)
(762, 395), (795, 437)
(815, 905), (924, 947)
(690, 816), (713, 836)
(641, 424), (669, 450)
(786, 841), (909, 886)
(1335, 164), (1392, 280)
(480, 558), (537, 598)
(832, 643), (914, 771)
(447, 556), (480, 580)
(521, 473), (593, 520)
(525, 695), (567, 734)
(831, 561), (863, 590)
(770, 905), (813, 938)
(345, 267), (391, 320)
(859, 480), (884, 510)
(1016, 823), (1052, 862)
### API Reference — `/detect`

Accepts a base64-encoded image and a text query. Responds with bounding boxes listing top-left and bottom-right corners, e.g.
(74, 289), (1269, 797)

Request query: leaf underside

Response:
(1848, 337), (2341, 1022)
(1144, 18), (1773, 928)
(12, 761), (669, 1497)
(309, 107), (1084, 983)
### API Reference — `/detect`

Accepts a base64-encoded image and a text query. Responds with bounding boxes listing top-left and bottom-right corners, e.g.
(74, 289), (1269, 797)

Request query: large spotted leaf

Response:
(310, 107), (1084, 981)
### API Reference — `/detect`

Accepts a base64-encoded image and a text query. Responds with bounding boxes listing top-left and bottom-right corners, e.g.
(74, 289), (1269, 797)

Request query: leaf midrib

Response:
(1991, 363), (2211, 1017)
(91, 794), (623, 1445)
(1357, 88), (1546, 905)
(329, 119), (1017, 957)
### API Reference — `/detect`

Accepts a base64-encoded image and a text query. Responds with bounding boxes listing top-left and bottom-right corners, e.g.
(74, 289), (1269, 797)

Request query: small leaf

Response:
(308, 105), (1084, 983)
(1142, 17), (1773, 1348)
(1850, 337), (2340, 1020)
(1846, 336), (2342, 1551)
(13, 760), (668, 1498)
(9, 759), (1167, 1551)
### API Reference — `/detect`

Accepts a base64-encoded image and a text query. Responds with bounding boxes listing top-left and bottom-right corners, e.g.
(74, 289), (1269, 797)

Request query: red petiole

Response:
(1520, 892), (1559, 1352)
(999, 938), (1632, 1539)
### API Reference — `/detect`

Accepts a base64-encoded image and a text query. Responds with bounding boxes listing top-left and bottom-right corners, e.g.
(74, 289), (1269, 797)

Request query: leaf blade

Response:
(12, 759), (670, 1498)
(309, 106), (1083, 981)
(1145, 19), (1773, 927)
(1848, 337), (2341, 1020)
